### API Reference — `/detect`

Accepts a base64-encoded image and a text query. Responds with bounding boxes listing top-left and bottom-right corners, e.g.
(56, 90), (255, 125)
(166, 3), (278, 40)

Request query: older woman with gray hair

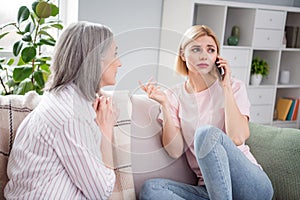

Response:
(4, 21), (122, 199)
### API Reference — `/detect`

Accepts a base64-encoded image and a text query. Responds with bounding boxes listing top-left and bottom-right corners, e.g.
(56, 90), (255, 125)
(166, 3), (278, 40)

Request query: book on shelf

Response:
(286, 99), (296, 120)
(292, 99), (299, 120)
(276, 98), (293, 120)
(276, 97), (300, 121)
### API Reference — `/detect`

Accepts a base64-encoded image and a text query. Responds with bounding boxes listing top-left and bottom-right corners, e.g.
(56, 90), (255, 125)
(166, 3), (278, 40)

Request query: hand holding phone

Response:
(215, 58), (225, 80)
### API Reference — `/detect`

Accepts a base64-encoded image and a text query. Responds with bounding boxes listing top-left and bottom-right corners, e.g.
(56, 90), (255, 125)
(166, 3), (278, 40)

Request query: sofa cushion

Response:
(130, 94), (197, 197)
(247, 122), (300, 200)
(0, 91), (41, 199)
(105, 90), (136, 200)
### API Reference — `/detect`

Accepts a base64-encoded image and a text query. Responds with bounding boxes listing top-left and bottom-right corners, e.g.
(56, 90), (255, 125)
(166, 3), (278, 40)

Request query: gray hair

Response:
(45, 21), (113, 101)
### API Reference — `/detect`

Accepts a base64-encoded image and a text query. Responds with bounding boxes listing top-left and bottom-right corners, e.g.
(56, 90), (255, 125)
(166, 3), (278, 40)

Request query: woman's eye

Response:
(208, 48), (216, 53)
(191, 48), (201, 53)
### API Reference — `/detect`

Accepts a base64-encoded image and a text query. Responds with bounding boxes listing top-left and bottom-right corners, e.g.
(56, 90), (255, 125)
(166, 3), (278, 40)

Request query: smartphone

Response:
(215, 58), (224, 80)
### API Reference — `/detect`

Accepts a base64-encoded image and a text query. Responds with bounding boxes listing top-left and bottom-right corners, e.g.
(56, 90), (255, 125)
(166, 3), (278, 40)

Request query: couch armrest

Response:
(0, 92), (41, 199)
(247, 122), (300, 199)
(130, 94), (197, 197)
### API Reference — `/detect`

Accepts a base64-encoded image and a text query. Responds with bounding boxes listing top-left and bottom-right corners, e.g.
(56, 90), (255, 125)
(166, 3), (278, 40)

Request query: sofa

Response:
(1, 91), (300, 200)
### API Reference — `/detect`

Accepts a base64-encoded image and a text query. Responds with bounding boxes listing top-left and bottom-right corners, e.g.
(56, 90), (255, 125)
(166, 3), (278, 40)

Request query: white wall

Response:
(220, 0), (295, 6)
(294, 0), (300, 6)
(78, 0), (163, 92)
(78, 0), (299, 92)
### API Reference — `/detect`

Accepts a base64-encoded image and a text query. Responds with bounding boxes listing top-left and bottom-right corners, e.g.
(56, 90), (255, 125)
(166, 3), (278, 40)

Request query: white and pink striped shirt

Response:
(4, 84), (115, 199)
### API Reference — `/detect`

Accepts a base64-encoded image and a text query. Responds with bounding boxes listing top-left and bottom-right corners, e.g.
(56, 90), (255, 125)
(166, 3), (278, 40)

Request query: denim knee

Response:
(194, 125), (222, 159)
(139, 178), (166, 200)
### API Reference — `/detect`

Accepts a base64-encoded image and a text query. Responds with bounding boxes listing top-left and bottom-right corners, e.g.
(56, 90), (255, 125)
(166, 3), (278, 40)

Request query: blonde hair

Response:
(176, 25), (220, 76)
(45, 21), (113, 101)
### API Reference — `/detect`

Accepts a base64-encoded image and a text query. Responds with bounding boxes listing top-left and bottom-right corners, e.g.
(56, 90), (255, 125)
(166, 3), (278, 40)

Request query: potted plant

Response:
(250, 57), (269, 85)
(0, 0), (63, 95)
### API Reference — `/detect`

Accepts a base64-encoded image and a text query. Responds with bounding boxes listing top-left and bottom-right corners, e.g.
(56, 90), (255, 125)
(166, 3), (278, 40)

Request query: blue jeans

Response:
(139, 125), (273, 200)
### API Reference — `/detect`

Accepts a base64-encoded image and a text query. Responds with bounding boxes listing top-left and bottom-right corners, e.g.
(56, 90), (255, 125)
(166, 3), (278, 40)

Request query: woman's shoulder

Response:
(230, 77), (247, 91)
(162, 82), (185, 105)
(165, 82), (185, 94)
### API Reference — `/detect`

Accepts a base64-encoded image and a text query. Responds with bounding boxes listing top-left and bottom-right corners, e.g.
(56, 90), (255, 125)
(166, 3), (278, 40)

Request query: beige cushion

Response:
(0, 91), (41, 199)
(106, 90), (136, 200)
(130, 94), (197, 196)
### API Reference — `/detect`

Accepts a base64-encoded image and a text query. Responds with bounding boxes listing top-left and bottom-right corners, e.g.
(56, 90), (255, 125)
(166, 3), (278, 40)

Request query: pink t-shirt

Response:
(159, 78), (260, 185)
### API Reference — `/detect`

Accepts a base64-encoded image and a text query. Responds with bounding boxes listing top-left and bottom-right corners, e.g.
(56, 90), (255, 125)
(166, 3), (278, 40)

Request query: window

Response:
(0, 0), (77, 52)
(0, 0), (33, 50)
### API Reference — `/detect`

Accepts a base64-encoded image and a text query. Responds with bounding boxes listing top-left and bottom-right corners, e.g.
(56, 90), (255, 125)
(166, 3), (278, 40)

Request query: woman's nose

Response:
(116, 58), (122, 67)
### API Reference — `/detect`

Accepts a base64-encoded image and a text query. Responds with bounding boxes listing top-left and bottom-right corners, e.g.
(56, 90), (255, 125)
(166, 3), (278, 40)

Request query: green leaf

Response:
(32, 1), (39, 15)
(40, 56), (52, 61)
(0, 57), (5, 63)
(40, 25), (51, 30)
(38, 30), (54, 39)
(0, 32), (9, 40)
(51, 23), (63, 30)
(50, 3), (59, 16)
(40, 63), (50, 73)
(13, 41), (23, 56)
(17, 6), (30, 24)
(15, 78), (34, 95)
(17, 57), (26, 66)
(30, 13), (37, 26)
(25, 22), (35, 33)
(33, 70), (45, 88)
(16, 31), (24, 35)
(21, 47), (36, 63)
(0, 64), (3, 70)
(7, 79), (16, 88)
(35, 87), (43, 95)
(13, 66), (33, 82)
(7, 58), (15, 66)
(45, 20), (63, 25)
(38, 38), (55, 46)
(22, 32), (32, 42)
(39, 18), (45, 25)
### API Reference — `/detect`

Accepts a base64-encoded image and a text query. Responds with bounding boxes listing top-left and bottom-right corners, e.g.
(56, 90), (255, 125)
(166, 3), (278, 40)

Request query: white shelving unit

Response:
(158, 0), (300, 128)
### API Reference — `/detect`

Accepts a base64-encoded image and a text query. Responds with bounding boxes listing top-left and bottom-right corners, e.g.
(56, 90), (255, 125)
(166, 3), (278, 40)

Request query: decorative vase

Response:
(279, 70), (290, 84)
(227, 36), (239, 46)
(227, 25), (240, 46)
(251, 74), (263, 85)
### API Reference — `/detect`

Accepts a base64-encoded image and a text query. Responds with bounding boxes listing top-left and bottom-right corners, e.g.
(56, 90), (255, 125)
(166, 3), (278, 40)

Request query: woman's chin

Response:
(100, 81), (116, 87)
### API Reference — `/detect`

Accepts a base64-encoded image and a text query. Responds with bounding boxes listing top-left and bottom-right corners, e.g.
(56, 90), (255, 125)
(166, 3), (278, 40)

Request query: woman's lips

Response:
(197, 63), (209, 68)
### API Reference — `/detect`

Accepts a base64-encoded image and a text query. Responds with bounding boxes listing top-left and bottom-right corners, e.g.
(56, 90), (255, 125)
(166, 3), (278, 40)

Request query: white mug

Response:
(279, 70), (290, 84)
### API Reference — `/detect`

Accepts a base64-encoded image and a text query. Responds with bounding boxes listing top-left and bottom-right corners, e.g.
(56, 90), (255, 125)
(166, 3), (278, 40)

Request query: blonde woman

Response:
(5, 21), (122, 199)
(139, 25), (273, 200)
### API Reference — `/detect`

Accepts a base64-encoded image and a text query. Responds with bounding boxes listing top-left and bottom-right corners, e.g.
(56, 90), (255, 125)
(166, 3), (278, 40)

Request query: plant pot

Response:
(250, 74), (263, 85)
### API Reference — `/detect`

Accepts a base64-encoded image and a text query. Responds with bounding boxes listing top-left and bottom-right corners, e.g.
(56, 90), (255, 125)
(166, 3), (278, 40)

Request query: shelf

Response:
(272, 120), (299, 128)
(222, 45), (251, 49)
(247, 85), (275, 89)
(277, 84), (300, 88)
(282, 48), (300, 52)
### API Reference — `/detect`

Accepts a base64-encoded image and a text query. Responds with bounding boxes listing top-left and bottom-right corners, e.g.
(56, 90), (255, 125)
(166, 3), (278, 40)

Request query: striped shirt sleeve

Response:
(55, 117), (115, 199)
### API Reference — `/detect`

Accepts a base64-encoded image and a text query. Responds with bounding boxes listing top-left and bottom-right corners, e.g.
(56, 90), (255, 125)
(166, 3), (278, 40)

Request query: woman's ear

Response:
(180, 49), (186, 61)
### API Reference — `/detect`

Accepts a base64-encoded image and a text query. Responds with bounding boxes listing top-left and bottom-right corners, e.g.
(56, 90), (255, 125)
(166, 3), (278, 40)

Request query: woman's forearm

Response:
(224, 86), (250, 145)
(100, 128), (114, 169)
(160, 102), (184, 159)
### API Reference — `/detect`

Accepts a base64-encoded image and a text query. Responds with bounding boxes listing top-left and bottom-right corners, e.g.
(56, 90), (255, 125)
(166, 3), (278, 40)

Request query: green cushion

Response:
(247, 123), (300, 200)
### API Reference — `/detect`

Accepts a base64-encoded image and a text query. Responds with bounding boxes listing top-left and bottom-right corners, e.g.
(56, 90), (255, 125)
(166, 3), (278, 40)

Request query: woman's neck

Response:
(186, 73), (216, 93)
